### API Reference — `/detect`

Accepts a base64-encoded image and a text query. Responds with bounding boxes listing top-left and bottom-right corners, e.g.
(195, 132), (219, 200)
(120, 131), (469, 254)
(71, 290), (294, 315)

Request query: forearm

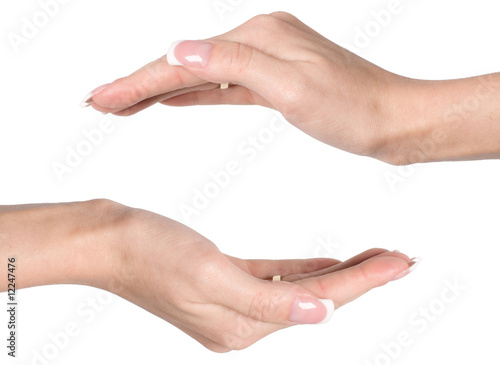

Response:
(379, 72), (500, 164)
(0, 200), (123, 292)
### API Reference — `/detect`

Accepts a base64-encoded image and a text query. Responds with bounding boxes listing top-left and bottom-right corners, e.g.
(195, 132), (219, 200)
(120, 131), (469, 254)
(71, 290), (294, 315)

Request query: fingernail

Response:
(80, 83), (111, 108)
(289, 297), (334, 325)
(392, 257), (422, 281)
(166, 40), (213, 68)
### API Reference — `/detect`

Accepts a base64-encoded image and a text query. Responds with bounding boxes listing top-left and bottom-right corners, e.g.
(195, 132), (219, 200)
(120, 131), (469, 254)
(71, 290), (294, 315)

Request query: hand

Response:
(82, 12), (500, 164)
(0, 200), (419, 352)
(82, 12), (399, 159)
(109, 204), (418, 352)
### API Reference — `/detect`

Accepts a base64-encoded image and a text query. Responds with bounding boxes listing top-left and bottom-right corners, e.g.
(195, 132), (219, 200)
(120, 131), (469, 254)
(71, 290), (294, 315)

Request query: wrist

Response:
(371, 76), (437, 165)
(373, 73), (500, 165)
(75, 199), (134, 293)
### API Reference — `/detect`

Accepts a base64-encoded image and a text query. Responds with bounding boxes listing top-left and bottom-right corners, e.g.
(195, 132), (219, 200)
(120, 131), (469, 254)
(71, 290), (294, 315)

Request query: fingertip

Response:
(90, 78), (141, 110)
(392, 257), (422, 281)
(88, 81), (116, 108)
(79, 83), (111, 108)
(361, 255), (414, 284)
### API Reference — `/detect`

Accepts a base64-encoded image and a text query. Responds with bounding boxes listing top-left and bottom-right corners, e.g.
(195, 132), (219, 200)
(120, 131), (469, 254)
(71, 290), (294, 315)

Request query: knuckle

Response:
(112, 77), (147, 106)
(246, 13), (280, 28)
(247, 290), (281, 322)
(303, 258), (317, 272)
(269, 11), (298, 23)
(314, 275), (328, 295)
(243, 14), (291, 35)
(358, 261), (376, 286)
(221, 42), (254, 74)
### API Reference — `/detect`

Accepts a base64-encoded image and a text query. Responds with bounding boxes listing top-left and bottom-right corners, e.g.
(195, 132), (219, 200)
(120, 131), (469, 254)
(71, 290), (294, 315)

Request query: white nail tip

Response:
(408, 257), (422, 273)
(317, 299), (335, 324)
(166, 40), (184, 66)
(79, 91), (93, 108)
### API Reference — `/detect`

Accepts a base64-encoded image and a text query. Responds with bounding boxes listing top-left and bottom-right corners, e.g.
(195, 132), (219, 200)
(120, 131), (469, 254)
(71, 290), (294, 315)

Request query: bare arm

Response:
(82, 12), (500, 165)
(380, 73), (500, 164)
(0, 199), (417, 351)
(0, 200), (120, 291)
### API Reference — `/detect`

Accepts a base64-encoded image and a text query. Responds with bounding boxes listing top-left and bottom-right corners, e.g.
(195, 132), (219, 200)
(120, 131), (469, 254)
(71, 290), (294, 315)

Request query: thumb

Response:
(166, 39), (286, 103)
(220, 271), (335, 325)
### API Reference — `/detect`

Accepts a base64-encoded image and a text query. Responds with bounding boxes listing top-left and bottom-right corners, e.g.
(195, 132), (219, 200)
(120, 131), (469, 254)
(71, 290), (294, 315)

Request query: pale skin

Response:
(0, 200), (417, 352)
(82, 12), (500, 164)
(4, 10), (496, 354)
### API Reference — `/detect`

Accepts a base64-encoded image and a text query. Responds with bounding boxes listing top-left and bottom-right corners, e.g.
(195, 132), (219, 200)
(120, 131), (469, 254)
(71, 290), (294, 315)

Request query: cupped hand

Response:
(108, 207), (419, 352)
(83, 12), (404, 159)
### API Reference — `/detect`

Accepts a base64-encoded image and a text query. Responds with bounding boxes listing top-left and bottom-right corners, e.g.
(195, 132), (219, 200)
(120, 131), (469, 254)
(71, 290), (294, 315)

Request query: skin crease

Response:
(8, 10), (497, 354)
(0, 200), (416, 352)
(85, 12), (500, 165)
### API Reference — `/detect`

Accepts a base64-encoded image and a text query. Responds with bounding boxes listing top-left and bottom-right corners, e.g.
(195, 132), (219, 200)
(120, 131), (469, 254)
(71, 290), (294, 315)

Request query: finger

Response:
(225, 255), (342, 280)
(213, 264), (334, 326)
(190, 253), (408, 350)
(87, 13), (319, 114)
(282, 248), (399, 281)
(90, 56), (207, 110)
(109, 82), (218, 116)
(296, 252), (415, 309)
(216, 251), (411, 325)
(88, 14), (306, 113)
(165, 39), (292, 109)
(160, 85), (273, 108)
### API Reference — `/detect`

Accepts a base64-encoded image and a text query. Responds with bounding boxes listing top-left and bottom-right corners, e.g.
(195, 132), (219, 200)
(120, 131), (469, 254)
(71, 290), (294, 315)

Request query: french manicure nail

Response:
(166, 40), (213, 68)
(79, 83), (111, 108)
(392, 257), (422, 281)
(289, 297), (334, 325)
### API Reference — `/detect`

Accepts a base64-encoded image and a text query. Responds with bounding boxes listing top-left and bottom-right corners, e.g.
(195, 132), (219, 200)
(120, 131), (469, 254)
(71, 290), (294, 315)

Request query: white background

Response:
(1, 0), (499, 364)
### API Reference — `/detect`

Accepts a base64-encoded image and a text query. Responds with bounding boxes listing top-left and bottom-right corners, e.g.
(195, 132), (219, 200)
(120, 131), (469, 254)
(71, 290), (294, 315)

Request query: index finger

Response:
(90, 55), (206, 111)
